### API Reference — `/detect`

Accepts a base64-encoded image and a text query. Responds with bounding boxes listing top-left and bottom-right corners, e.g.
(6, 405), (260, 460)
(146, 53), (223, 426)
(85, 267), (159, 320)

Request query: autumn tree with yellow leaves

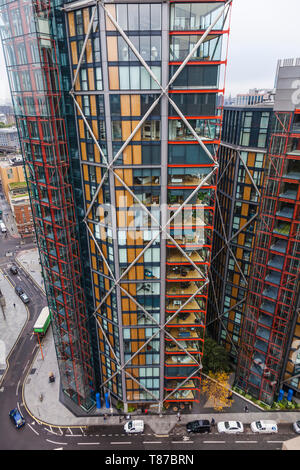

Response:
(201, 371), (234, 412)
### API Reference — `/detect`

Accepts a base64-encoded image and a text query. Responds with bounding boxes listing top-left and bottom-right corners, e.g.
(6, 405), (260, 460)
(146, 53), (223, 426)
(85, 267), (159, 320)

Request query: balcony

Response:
(270, 239), (287, 254)
(262, 286), (278, 301)
(260, 300), (276, 314)
(166, 281), (206, 298)
(168, 171), (213, 188)
(276, 206), (294, 219)
(273, 222), (290, 236)
(165, 327), (204, 341)
(165, 340), (201, 354)
(164, 379), (198, 390)
(265, 271), (281, 285)
(268, 255), (284, 270)
(166, 265), (206, 281)
(166, 311), (205, 327)
(167, 248), (209, 265)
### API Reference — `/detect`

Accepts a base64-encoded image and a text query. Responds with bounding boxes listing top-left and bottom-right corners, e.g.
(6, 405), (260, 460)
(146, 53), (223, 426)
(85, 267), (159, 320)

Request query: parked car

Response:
(250, 420), (278, 433)
(15, 286), (24, 296)
(0, 222), (7, 233)
(217, 421), (244, 434)
(124, 420), (144, 433)
(293, 421), (300, 434)
(186, 420), (211, 434)
(9, 265), (18, 275)
(20, 292), (30, 304)
(9, 408), (25, 429)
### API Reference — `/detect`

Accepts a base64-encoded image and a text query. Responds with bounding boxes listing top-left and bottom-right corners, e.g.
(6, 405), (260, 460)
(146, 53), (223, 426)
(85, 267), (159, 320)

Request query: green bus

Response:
(33, 307), (51, 335)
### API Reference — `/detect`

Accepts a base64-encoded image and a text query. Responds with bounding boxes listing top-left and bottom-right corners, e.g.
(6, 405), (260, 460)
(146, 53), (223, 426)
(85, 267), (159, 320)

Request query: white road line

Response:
(16, 380), (20, 396)
(27, 423), (39, 436)
(143, 441), (162, 444)
(203, 441), (226, 444)
(46, 439), (67, 446)
(267, 440), (283, 443)
(235, 441), (258, 443)
(77, 442), (99, 445)
(110, 441), (131, 445)
(68, 427), (73, 435)
(171, 441), (194, 444)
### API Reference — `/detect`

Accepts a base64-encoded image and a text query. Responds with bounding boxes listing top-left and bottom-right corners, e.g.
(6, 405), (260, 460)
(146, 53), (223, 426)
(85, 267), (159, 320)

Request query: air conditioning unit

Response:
(174, 300), (182, 306)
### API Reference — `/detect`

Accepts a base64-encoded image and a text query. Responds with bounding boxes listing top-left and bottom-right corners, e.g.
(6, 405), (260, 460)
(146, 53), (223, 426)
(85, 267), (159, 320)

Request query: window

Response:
(75, 10), (84, 35)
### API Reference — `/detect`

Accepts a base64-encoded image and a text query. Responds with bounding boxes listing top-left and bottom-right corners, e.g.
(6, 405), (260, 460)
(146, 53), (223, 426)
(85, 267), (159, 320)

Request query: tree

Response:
(201, 371), (233, 412)
(202, 336), (232, 374)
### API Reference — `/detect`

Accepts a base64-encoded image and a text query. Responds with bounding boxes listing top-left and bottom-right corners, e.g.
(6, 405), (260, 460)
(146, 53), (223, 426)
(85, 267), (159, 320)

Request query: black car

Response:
(10, 265), (18, 275)
(186, 420), (211, 434)
(15, 286), (24, 296)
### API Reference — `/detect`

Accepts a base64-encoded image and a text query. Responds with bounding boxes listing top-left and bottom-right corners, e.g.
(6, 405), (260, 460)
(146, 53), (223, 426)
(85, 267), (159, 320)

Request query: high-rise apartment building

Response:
(0, 0), (232, 413)
(208, 104), (273, 359)
(236, 59), (300, 404)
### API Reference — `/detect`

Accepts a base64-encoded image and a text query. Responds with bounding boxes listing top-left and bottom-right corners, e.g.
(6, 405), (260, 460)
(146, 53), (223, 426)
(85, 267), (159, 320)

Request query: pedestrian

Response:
(144, 408), (148, 415)
(211, 417), (215, 427)
(177, 411), (181, 422)
(103, 414), (107, 421)
(244, 405), (249, 413)
(13, 303), (16, 308)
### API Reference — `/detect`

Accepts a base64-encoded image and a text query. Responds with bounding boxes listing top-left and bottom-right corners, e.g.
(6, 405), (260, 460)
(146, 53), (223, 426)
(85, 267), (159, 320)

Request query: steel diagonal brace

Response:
(117, 285), (203, 367)
(211, 212), (258, 264)
(206, 296), (246, 328)
(71, 3), (98, 92)
(86, 168), (216, 323)
(215, 193), (248, 286)
(208, 270), (239, 356)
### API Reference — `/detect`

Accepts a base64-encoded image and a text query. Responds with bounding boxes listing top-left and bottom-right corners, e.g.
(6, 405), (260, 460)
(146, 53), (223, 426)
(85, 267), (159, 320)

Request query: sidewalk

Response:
(23, 326), (300, 433)
(0, 268), (28, 385)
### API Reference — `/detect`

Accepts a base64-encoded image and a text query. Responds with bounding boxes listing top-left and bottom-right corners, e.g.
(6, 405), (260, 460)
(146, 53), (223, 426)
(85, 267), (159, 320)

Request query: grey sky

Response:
(1, 0), (300, 104)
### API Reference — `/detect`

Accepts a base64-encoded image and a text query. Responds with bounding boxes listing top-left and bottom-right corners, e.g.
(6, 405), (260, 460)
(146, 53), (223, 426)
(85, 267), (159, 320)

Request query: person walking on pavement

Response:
(211, 417), (215, 427)
(177, 411), (181, 422)
(13, 303), (16, 308)
(244, 405), (249, 413)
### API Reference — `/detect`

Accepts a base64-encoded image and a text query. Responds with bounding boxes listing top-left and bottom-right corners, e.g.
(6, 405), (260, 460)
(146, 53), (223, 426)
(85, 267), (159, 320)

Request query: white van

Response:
(251, 420), (278, 433)
(0, 222), (7, 233)
(124, 420), (144, 434)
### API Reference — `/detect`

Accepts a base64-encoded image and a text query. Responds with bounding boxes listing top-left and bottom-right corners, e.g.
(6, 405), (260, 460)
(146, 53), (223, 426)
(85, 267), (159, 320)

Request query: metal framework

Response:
(66, 0), (233, 409)
(0, 0), (96, 410)
(236, 109), (300, 404)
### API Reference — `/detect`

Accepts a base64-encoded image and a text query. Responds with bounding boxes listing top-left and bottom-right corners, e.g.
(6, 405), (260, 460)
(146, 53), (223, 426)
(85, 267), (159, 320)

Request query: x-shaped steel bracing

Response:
(69, 0), (232, 407)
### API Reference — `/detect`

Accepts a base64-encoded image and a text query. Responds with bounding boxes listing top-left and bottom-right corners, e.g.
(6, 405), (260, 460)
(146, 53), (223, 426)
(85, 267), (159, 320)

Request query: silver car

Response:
(293, 421), (300, 434)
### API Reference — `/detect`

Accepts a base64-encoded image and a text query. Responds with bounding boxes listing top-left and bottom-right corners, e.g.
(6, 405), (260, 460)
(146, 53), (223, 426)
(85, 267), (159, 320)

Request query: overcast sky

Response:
(1, 0), (300, 104)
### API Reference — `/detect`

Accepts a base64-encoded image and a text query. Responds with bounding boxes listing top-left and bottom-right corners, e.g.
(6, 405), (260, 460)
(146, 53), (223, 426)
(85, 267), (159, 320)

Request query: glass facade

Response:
(236, 107), (300, 404)
(207, 106), (273, 360)
(1, 0), (232, 412)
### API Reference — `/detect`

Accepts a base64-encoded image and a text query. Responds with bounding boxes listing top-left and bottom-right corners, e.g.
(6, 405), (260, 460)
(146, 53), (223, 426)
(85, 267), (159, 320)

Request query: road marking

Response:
(27, 423), (39, 436)
(46, 439), (67, 446)
(16, 380), (20, 396)
(267, 440), (283, 443)
(77, 442), (99, 445)
(235, 441), (257, 443)
(203, 441), (226, 444)
(143, 441), (162, 444)
(110, 441), (131, 445)
(171, 441), (194, 444)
